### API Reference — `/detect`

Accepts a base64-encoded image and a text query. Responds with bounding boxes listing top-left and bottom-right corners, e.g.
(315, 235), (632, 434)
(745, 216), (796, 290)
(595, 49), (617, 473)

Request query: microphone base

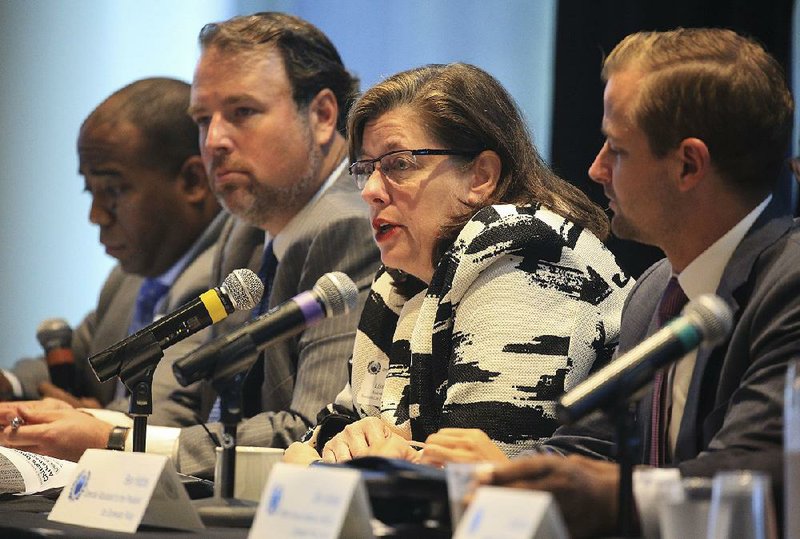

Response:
(192, 496), (257, 528)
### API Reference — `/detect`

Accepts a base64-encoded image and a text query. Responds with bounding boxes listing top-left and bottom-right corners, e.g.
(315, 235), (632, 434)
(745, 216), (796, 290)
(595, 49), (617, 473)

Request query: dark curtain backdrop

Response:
(551, 0), (795, 278)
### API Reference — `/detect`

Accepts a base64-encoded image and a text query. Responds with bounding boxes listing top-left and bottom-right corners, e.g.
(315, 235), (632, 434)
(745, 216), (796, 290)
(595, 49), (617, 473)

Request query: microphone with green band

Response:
(557, 294), (733, 424)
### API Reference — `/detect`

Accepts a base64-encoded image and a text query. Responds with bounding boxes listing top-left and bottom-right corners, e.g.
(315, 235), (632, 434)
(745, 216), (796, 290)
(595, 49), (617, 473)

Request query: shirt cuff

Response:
(126, 424), (181, 464)
(1, 369), (24, 398)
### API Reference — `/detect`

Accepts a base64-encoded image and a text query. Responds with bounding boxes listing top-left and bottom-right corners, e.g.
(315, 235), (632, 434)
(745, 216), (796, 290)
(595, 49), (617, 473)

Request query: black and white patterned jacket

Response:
(333, 203), (633, 457)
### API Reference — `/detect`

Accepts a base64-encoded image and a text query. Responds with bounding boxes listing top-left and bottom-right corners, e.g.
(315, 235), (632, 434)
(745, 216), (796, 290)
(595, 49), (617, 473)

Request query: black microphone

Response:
(36, 318), (75, 392)
(173, 271), (359, 387)
(557, 294), (733, 424)
(89, 268), (264, 383)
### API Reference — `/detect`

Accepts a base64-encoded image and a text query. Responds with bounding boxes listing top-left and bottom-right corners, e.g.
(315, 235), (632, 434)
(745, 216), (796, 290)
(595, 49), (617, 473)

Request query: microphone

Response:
(173, 271), (359, 387)
(557, 294), (733, 424)
(89, 268), (264, 383)
(36, 318), (75, 392)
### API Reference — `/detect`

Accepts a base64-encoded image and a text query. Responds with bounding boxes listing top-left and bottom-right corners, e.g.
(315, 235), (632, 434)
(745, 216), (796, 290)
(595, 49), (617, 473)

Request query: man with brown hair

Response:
(485, 28), (798, 537)
(175, 11), (379, 476)
(1, 14), (380, 476)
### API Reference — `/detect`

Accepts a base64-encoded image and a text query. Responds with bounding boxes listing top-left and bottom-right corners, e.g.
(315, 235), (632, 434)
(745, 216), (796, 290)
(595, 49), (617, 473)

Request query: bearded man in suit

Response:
(1, 14), (380, 470)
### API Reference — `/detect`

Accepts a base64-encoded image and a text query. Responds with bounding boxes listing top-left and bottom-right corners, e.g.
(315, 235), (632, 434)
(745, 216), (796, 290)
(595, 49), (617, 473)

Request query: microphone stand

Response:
(193, 352), (260, 528)
(615, 401), (639, 537)
(558, 387), (643, 537)
(215, 376), (244, 498)
(117, 332), (164, 452)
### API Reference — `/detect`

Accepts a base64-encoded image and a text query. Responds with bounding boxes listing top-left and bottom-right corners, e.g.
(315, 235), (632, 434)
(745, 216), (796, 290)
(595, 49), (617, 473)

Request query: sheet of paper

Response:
(0, 446), (76, 495)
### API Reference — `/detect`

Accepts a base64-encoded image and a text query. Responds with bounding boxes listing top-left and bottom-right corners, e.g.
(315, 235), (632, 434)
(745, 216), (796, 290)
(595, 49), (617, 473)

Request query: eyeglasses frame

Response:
(348, 148), (482, 189)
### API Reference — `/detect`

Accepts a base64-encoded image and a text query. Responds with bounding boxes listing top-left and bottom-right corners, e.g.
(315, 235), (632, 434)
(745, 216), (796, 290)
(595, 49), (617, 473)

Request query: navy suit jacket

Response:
(546, 197), (800, 487)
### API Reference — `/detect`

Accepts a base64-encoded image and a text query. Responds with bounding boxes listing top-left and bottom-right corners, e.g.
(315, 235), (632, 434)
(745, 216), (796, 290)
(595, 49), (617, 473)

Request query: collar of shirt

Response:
(152, 211), (227, 296)
(271, 158), (347, 262)
(677, 194), (772, 300)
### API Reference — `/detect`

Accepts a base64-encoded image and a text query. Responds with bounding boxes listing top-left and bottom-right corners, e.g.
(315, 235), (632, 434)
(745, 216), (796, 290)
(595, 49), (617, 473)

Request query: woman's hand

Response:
(364, 432), (421, 462)
(283, 441), (322, 465)
(320, 417), (390, 463)
(419, 428), (509, 466)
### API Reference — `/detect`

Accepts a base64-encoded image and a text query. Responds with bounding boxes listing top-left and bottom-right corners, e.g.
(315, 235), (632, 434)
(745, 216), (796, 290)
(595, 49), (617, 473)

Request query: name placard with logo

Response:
(453, 486), (568, 539)
(48, 449), (203, 533)
(248, 462), (374, 539)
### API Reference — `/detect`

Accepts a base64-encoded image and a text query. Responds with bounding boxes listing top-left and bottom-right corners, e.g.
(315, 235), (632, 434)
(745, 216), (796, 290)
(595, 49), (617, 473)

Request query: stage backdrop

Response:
(0, 1), (797, 370)
(0, 0), (557, 367)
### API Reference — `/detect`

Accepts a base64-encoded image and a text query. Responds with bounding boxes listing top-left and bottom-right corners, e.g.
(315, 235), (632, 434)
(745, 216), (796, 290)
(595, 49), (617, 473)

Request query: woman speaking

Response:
(288, 63), (632, 463)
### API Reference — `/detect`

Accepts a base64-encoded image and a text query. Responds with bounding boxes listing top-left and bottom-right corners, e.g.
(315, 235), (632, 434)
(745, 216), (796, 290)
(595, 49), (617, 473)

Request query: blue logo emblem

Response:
(267, 484), (283, 515)
(68, 470), (91, 501)
(467, 507), (484, 533)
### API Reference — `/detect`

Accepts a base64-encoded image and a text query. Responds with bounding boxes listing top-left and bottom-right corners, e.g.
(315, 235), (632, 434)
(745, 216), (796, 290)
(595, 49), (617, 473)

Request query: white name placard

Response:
(248, 462), (374, 539)
(454, 486), (568, 539)
(48, 449), (203, 533)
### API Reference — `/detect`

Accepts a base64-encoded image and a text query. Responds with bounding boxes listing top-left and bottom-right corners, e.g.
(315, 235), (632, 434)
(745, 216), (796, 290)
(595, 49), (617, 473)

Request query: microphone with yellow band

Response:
(89, 269), (264, 383)
(199, 288), (230, 324)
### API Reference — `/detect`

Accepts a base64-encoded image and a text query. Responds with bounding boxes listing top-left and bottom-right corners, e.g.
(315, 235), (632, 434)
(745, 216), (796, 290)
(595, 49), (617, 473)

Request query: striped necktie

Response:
(648, 276), (689, 466)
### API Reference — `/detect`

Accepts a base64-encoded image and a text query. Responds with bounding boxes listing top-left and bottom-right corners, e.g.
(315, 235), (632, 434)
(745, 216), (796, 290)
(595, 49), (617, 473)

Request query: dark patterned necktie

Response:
(241, 242), (278, 416)
(649, 276), (689, 466)
(253, 241), (278, 317)
(207, 242), (278, 422)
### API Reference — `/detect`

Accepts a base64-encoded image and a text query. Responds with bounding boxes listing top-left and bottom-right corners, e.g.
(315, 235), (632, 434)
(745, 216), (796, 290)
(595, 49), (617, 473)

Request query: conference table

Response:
(0, 467), (453, 539)
(0, 502), (450, 538)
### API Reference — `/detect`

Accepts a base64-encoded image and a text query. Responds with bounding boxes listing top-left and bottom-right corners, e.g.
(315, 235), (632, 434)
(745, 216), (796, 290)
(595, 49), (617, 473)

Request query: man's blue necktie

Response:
(115, 278), (170, 400)
(129, 278), (171, 334)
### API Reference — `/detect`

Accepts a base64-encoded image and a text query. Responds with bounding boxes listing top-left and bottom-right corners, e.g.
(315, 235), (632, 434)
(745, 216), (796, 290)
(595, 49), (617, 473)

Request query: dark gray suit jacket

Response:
(546, 198), (799, 485)
(10, 212), (228, 427)
(177, 169), (381, 477)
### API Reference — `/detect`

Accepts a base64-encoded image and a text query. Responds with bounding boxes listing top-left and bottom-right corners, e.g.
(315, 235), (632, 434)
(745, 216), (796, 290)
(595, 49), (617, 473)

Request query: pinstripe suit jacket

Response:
(9, 212), (229, 427)
(176, 169), (380, 477)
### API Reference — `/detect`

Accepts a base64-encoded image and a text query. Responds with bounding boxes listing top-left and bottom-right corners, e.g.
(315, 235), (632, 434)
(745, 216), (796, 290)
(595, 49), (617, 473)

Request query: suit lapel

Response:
(673, 199), (793, 461)
(269, 166), (357, 311)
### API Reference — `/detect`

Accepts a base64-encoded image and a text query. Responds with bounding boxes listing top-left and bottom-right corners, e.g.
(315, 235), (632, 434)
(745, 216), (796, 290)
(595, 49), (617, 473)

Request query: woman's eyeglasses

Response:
(349, 148), (481, 190)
